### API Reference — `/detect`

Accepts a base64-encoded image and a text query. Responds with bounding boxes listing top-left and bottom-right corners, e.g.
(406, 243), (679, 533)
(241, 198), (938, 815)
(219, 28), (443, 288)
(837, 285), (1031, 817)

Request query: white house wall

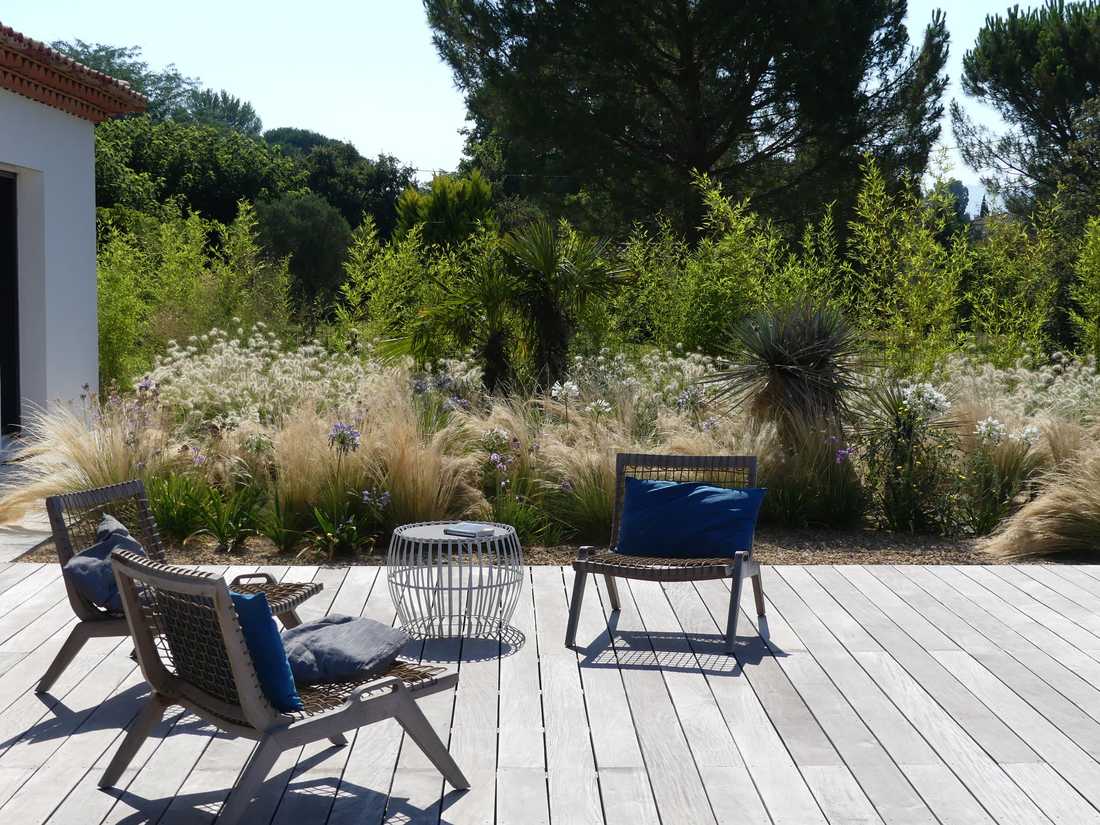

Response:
(0, 86), (97, 419)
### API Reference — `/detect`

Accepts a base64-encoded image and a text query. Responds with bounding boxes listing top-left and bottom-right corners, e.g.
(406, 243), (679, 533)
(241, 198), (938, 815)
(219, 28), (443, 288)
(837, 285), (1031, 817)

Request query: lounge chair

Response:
(564, 453), (764, 653)
(101, 550), (468, 825)
(37, 479), (321, 693)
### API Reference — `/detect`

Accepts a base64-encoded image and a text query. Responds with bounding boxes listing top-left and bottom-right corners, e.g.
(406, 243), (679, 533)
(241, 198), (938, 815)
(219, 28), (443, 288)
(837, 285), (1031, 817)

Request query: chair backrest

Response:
(110, 549), (278, 733)
(45, 480), (167, 620)
(610, 453), (758, 546)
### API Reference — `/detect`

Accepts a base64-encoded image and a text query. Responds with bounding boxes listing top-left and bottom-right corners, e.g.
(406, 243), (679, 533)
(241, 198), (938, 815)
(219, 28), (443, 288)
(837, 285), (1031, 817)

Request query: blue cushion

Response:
(282, 614), (410, 685)
(62, 515), (145, 612)
(616, 478), (766, 558)
(230, 591), (303, 712)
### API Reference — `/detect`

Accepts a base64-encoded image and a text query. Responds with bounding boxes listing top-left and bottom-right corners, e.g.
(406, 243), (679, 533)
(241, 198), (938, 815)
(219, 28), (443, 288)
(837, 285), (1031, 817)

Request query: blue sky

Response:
(4, 1), (1040, 198)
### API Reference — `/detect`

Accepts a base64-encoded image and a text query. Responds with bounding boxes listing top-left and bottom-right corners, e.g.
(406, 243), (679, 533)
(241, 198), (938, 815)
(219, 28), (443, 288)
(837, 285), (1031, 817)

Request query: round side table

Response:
(386, 521), (524, 638)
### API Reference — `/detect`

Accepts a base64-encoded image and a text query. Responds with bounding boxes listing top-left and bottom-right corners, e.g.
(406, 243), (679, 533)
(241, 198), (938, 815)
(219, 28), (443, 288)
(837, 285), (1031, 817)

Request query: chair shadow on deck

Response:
(4, 683), (234, 750)
(101, 745), (468, 824)
(575, 611), (788, 675)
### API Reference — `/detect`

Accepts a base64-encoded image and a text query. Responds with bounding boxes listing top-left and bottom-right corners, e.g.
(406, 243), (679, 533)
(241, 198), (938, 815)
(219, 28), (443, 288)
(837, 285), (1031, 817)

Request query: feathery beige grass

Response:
(983, 446), (1100, 559)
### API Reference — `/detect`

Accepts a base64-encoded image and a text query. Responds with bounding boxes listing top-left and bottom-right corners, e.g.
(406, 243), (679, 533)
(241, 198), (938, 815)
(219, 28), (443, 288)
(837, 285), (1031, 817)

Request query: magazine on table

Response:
(443, 522), (495, 538)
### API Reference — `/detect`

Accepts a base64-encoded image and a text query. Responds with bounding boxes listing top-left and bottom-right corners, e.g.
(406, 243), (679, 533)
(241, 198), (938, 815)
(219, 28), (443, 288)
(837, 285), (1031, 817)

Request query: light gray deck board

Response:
(0, 563), (1095, 823)
(530, 566), (603, 825)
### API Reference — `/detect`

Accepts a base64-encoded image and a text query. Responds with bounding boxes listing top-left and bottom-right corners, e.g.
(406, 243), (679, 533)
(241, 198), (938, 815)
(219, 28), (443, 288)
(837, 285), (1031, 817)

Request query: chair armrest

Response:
(230, 572), (277, 587)
(576, 546), (598, 560)
(343, 676), (403, 705)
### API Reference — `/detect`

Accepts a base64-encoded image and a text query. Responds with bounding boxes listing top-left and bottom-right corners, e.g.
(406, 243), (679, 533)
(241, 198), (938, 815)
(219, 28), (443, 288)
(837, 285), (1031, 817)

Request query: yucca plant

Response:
(705, 301), (865, 444)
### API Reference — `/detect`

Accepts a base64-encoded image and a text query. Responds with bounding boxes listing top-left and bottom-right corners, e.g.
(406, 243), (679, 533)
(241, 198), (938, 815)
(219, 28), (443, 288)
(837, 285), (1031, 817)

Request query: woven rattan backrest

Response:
(609, 453), (758, 546)
(45, 480), (166, 566)
(110, 550), (277, 731)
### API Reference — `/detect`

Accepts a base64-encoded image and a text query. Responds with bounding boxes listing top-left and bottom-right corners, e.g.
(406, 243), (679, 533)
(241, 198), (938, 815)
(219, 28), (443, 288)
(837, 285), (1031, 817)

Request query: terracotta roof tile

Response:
(0, 21), (148, 123)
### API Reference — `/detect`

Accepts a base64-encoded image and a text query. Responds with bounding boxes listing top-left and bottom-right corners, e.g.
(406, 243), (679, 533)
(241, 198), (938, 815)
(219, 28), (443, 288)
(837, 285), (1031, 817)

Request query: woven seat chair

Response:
(37, 479), (321, 694)
(565, 453), (764, 653)
(102, 550), (468, 825)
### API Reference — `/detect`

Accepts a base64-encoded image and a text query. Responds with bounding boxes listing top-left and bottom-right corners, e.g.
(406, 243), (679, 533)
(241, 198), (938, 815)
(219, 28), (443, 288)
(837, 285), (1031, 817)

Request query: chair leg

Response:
(217, 737), (283, 825)
(726, 557), (746, 654)
(278, 609), (302, 629)
(329, 732), (348, 746)
(37, 622), (93, 694)
(603, 574), (621, 611)
(395, 690), (469, 790)
(564, 570), (587, 648)
(99, 693), (167, 788)
(752, 571), (766, 618)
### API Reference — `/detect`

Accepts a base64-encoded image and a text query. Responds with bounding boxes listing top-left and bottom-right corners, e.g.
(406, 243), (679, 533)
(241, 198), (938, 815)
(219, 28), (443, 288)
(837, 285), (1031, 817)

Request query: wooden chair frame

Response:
(565, 453), (763, 653)
(37, 479), (321, 694)
(103, 550), (468, 825)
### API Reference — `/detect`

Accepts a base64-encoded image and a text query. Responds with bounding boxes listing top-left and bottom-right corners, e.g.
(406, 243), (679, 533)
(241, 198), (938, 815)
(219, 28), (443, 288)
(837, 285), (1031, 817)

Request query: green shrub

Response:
(1071, 216), (1100, 360)
(147, 473), (207, 544)
(194, 482), (266, 552)
(395, 169), (494, 247)
(844, 157), (966, 374)
(96, 203), (293, 387)
(859, 381), (960, 533)
(759, 420), (865, 529)
(256, 191), (352, 302)
(958, 420), (1043, 535)
(968, 201), (1065, 365)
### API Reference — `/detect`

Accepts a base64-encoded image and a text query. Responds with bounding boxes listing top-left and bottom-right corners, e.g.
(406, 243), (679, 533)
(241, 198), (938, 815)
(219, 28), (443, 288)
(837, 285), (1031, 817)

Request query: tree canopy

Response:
(952, 0), (1100, 217)
(175, 89), (263, 137)
(425, 0), (949, 234)
(50, 40), (198, 119)
(95, 116), (304, 224)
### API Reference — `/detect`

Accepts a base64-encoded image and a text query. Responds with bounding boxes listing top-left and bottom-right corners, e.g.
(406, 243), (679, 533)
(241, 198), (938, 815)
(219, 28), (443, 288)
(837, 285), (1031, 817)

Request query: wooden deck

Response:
(2, 561), (1100, 824)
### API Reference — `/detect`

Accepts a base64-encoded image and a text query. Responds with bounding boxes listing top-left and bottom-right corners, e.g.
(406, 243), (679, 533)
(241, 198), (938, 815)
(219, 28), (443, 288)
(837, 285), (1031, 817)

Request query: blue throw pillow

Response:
(617, 478), (766, 558)
(230, 591), (303, 712)
(62, 515), (145, 612)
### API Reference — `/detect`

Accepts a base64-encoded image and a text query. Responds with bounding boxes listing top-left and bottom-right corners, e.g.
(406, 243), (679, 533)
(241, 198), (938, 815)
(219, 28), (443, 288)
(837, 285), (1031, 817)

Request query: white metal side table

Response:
(386, 521), (524, 638)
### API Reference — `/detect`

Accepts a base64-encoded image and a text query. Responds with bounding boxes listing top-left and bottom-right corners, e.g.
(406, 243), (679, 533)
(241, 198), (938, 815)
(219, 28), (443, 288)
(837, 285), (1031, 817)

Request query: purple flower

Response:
(443, 396), (471, 412)
(137, 376), (155, 392)
(835, 447), (852, 464)
(411, 377), (429, 395)
(560, 479), (575, 494)
(362, 489), (392, 508)
(328, 422), (361, 454)
(489, 452), (502, 464)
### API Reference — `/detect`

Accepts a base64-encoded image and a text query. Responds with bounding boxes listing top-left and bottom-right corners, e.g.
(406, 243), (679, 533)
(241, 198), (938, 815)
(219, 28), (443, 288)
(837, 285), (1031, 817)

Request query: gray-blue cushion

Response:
(282, 615), (410, 685)
(61, 515), (145, 612)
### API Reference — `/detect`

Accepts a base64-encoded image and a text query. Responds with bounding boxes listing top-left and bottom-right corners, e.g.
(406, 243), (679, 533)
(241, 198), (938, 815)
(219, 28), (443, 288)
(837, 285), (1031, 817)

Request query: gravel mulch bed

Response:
(17, 526), (1022, 567)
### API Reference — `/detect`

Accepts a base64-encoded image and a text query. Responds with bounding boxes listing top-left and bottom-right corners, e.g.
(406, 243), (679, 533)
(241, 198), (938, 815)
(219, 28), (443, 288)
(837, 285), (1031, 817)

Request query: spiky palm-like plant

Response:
(503, 219), (616, 387)
(705, 301), (865, 437)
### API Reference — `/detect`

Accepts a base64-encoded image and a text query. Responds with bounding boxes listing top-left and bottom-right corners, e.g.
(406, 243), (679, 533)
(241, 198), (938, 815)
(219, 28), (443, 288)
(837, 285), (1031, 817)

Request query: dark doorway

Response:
(0, 172), (18, 434)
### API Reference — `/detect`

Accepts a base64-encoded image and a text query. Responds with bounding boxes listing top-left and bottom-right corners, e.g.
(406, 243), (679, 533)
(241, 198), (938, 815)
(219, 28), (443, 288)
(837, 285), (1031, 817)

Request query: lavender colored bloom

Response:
(443, 396), (471, 412)
(411, 377), (429, 395)
(378, 491), (391, 508)
(137, 376), (155, 392)
(835, 447), (852, 464)
(560, 479), (575, 494)
(328, 421), (361, 454)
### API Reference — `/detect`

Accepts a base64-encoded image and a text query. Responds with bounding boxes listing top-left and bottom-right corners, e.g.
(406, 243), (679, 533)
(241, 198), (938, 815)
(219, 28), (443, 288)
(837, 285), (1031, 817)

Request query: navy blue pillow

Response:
(230, 591), (303, 712)
(617, 478), (766, 558)
(62, 515), (145, 612)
